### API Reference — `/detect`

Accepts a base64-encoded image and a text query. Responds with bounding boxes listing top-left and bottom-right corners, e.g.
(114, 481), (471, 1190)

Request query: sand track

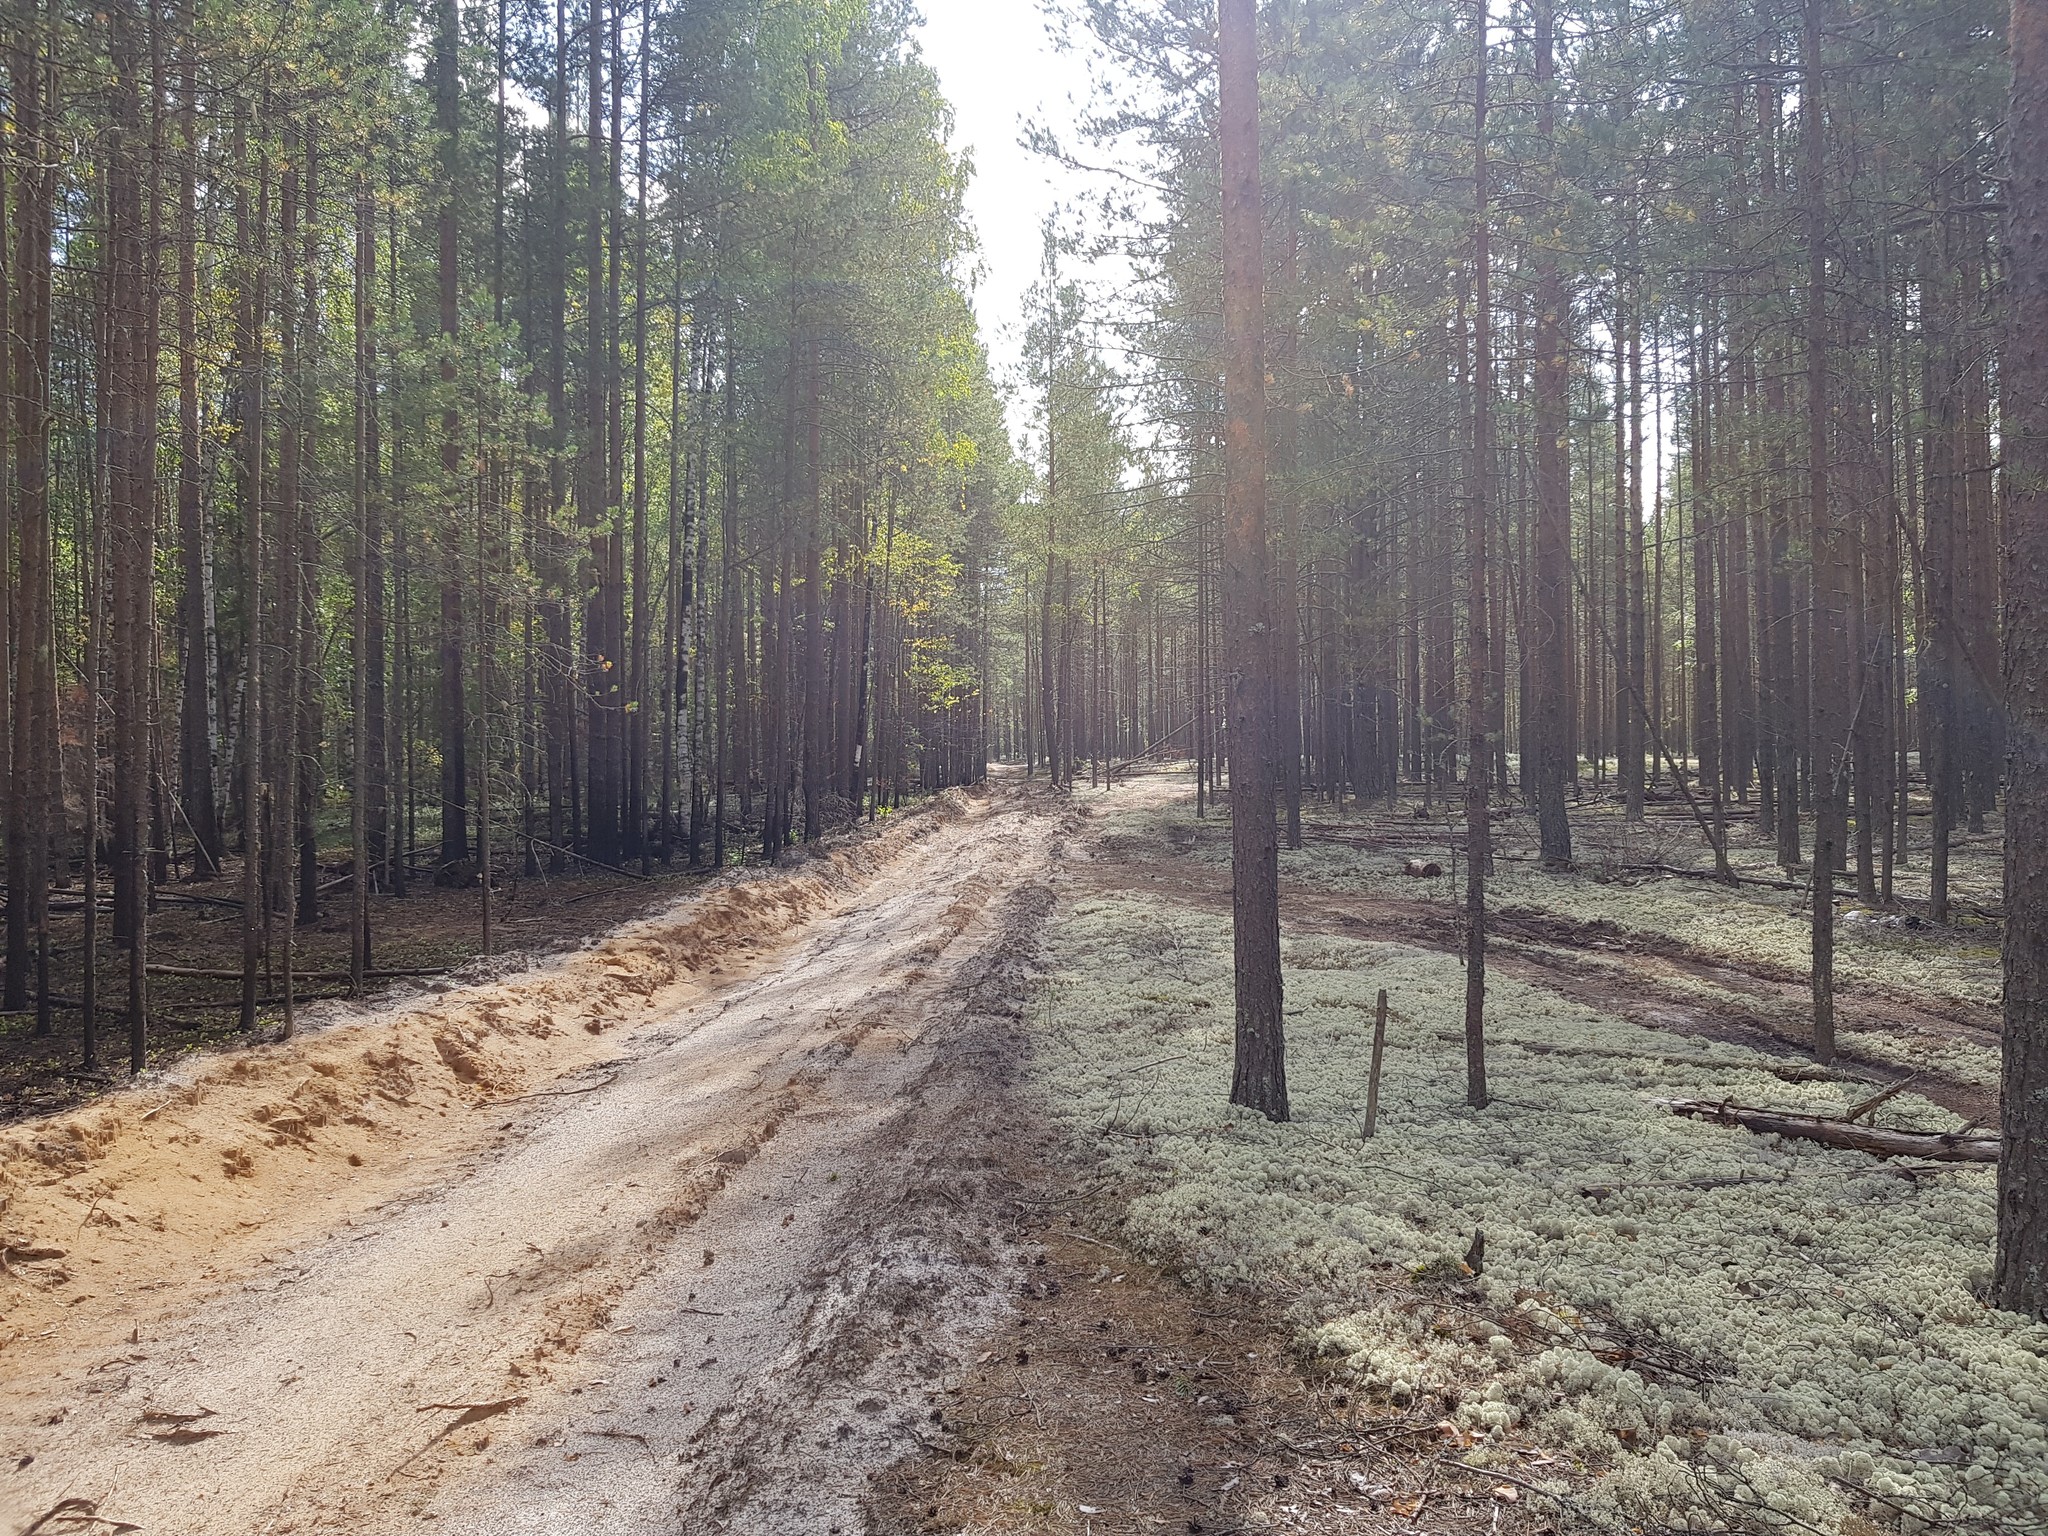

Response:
(1, 781), (1065, 1536)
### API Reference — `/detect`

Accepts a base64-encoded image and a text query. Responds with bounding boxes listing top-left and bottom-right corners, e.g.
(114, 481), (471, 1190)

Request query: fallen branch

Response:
(141, 1406), (216, 1425)
(146, 963), (445, 982)
(28, 890), (244, 913)
(517, 835), (653, 881)
(1843, 1073), (1919, 1123)
(484, 1071), (620, 1106)
(1653, 1098), (1999, 1162)
(1578, 574), (1736, 883)
(1435, 1455), (1617, 1532)
(1578, 1162), (1956, 1199)
(1105, 717), (1193, 780)
(1614, 861), (1999, 919)
(581, 1426), (655, 1455)
(391, 1395), (529, 1480)
(415, 1397), (527, 1416)
(19, 1500), (142, 1535)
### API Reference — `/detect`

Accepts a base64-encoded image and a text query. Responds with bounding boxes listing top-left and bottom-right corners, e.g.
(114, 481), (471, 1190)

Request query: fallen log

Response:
(145, 963), (445, 982)
(1106, 716), (1193, 780)
(1653, 1098), (1999, 1162)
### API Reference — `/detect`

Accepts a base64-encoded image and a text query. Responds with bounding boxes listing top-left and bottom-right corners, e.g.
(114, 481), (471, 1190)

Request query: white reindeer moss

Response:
(1036, 894), (2043, 1534)
(1107, 794), (2001, 1024)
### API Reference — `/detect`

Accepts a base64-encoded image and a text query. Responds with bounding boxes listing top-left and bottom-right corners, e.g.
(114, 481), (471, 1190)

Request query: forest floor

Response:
(968, 768), (2032, 1536)
(1, 767), (2032, 1536)
(0, 831), (742, 1123)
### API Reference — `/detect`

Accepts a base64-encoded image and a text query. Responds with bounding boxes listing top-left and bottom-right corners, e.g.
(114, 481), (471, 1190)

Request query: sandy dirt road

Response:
(3, 781), (1067, 1536)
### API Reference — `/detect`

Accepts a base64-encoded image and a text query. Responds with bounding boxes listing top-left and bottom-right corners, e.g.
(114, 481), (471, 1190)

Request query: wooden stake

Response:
(1363, 989), (1389, 1139)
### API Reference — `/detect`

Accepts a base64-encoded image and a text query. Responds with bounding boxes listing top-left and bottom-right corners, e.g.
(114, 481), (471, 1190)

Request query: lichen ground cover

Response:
(1291, 829), (2002, 1021)
(1113, 794), (2004, 1087)
(1034, 890), (2046, 1534)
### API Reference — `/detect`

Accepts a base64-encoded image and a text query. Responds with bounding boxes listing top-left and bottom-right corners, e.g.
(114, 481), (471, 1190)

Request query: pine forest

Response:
(0, 0), (2044, 1531)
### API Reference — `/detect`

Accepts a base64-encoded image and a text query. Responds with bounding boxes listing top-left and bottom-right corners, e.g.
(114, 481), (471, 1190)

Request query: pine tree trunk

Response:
(1996, 0), (2048, 1318)
(0, 23), (13, 1026)
(294, 135), (322, 935)
(1464, 0), (1493, 1110)
(236, 114), (267, 1033)
(628, 12), (652, 871)
(436, 0), (470, 878)
(8, 12), (55, 1034)
(363, 180), (390, 909)
(583, 0), (623, 868)
(1803, 0), (1842, 1064)
(353, 177), (374, 993)
(1614, 288), (1642, 822)
(1924, 229), (1961, 923)
(107, 0), (159, 1069)
(1275, 205), (1304, 848)
(1219, 0), (1287, 1123)
(1530, 0), (1573, 868)
(1692, 331), (1723, 846)
(801, 346), (826, 840)
(176, 32), (222, 878)
(542, 0), (572, 876)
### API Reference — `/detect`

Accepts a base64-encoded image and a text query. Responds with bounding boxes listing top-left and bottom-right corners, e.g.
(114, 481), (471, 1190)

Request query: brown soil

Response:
(869, 1160), (1563, 1536)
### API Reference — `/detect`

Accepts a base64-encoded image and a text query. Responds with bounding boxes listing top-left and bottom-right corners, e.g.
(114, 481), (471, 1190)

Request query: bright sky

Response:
(910, 0), (1102, 445)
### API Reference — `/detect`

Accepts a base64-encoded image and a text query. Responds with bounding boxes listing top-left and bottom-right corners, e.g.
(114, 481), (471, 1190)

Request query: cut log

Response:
(1653, 1098), (1999, 1162)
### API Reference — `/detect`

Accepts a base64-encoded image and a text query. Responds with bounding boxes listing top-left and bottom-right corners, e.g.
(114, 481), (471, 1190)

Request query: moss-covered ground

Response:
(1108, 778), (2005, 1098)
(1033, 773), (2038, 1535)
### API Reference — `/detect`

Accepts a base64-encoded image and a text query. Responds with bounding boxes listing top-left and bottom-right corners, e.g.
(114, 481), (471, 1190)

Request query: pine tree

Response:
(1218, 0), (1288, 1123)
(1997, 0), (2048, 1319)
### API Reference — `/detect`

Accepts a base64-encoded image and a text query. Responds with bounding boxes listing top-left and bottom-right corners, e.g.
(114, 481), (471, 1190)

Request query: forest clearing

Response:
(3, 0), (2048, 1531)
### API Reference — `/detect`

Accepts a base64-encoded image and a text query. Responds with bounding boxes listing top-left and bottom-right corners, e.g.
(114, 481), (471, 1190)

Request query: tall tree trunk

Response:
(271, 131), (303, 1026)
(1614, 289), (1640, 822)
(542, 0), (572, 876)
(1275, 203), (1304, 848)
(714, 319), (739, 868)
(1693, 329), (1723, 850)
(583, 0), (623, 868)
(435, 0), (469, 878)
(1802, 0), (1842, 1064)
(108, 0), (162, 1069)
(353, 177), (374, 992)
(628, 8), (652, 871)
(801, 344), (826, 840)
(1463, 0), (1492, 1110)
(1923, 228), (1962, 923)
(8, 12), (55, 1034)
(1218, 0), (1287, 1122)
(294, 135), (322, 936)
(1531, 0), (1573, 868)
(363, 177), (390, 910)
(176, 29), (221, 878)
(237, 114), (267, 1033)
(1996, 0), (2048, 1318)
